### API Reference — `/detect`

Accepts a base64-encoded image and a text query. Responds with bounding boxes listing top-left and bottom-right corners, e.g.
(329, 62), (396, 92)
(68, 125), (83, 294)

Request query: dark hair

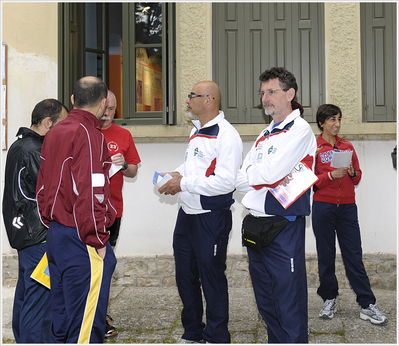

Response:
(316, 104), (342, 131)
(259, 67), (298, 97)
(72, 77), (108, 109)
(31, 99), (68, 126)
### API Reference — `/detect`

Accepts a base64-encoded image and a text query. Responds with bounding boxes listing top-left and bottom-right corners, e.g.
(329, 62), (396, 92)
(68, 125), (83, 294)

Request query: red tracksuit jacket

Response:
(36, 109), (116, 249)
(313, 134), (362, 205)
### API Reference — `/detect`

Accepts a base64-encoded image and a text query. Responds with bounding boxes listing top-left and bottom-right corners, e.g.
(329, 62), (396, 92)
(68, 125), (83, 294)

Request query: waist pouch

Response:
(241, 214), (289, 253)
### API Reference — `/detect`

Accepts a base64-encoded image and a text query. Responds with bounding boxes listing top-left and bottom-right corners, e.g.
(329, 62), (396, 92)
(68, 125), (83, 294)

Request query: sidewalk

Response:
(2, 285), (396, 344)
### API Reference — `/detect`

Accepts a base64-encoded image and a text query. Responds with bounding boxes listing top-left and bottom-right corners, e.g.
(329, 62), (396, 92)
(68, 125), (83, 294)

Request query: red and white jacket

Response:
(175, 111), (243, 214)
(36, 109), (116, 249)
(313, 134), (361, 205)
(236, 108), (316, 217)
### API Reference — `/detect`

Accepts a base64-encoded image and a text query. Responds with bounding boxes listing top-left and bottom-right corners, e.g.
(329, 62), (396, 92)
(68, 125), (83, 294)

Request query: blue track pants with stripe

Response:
(46, 222), (116, 343)
(13, 242), (52, 343)
(173, 208), (232, 343)
(312, 201), (375, 308)
(247, 216), (308, 343)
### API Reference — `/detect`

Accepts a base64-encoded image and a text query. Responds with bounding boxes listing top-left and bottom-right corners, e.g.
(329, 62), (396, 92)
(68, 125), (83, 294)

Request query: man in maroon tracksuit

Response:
(37, 76), (117, 343)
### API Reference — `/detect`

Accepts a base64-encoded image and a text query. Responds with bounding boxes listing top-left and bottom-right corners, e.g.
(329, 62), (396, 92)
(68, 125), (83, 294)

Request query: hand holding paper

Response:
(154, 171), (182, 196)
(109, 163), (123, 178)
(153, 171), (172, 187)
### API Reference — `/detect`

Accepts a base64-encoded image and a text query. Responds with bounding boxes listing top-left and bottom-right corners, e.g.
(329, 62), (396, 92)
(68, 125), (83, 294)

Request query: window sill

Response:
(118, 122), (397, 143)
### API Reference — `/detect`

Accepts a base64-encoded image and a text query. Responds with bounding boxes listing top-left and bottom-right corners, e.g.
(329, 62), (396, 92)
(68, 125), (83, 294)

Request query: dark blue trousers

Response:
(312, 201), (375, 308)
(173, 208), (232, 343)
(247, 216), (308, 343)
(46, 222), (116, 343)
(13, 242), (52, 343)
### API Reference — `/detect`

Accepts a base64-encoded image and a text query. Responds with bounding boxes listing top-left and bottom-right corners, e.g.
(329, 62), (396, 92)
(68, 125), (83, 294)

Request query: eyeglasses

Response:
(188, 94), (215, 100)
(258, 89), (287, 98)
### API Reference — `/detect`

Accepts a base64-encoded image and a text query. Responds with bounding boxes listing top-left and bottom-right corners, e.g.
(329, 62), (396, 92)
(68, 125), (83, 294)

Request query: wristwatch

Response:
(349, 169), (357, 178)
(121, 161), (128, 171)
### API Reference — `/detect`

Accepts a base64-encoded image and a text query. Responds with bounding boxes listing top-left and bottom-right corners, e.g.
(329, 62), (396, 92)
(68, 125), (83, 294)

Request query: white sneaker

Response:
(319, 298), (337, 319)
(177, 338), (206, 344)
(360, 304), (388, 325)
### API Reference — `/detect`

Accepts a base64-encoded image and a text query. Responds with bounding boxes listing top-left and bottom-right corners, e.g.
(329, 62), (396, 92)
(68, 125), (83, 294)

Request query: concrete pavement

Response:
(2, 285), (396, 344)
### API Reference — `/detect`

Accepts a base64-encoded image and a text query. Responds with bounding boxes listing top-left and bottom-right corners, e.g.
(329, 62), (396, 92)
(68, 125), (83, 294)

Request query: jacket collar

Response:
(264, 108), (300, 134)
(69, 108), (102, 128)
(192, 111), (225, 130)
(16, 127), (44, 141)
(317, 133), (343, 146)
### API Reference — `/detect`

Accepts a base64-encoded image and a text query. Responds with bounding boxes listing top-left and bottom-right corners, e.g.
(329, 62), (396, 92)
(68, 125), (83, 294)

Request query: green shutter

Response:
(361, 3), (397, 122)
(213, 3), (325, 124)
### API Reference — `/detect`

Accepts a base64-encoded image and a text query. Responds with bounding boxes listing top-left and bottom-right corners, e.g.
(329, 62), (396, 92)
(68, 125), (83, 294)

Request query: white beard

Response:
(187, 111), (197, 119)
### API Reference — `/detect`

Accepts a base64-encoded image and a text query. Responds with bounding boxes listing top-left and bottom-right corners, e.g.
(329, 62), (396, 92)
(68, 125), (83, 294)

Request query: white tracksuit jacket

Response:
(236, 108), (316, 217)
(175, 111), (243, 214)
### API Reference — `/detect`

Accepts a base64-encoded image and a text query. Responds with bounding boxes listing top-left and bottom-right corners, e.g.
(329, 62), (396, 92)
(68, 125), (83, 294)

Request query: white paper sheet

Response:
(330, 151), (353, 168)
(109, 163), (123, 178)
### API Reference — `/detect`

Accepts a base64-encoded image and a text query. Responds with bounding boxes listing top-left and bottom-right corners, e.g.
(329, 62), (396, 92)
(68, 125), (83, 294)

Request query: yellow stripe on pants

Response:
(78, 246), (104, 344)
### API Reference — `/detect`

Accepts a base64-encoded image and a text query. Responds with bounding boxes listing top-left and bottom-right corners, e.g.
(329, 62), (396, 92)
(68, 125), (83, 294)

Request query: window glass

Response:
(86, 3), (103, 50)
(108, 3), (123, 118)
(135, 3), (163, 44)
(86, 52), (102, 78)
(135, 3), (163, 113)
(136, 48), (162, 112)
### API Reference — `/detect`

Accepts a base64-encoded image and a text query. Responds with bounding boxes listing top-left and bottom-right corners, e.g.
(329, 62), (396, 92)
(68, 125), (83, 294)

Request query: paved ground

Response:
(2, 285), (396, 344)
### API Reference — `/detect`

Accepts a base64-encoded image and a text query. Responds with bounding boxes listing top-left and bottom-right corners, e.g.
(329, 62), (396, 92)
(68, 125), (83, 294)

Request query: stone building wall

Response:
(2, 253), (396, 291)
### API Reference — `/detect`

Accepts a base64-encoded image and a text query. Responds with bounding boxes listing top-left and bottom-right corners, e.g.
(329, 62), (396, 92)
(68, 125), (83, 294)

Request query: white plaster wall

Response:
(1, 137), (397, 256)
(116, 140), (398, 256)
(7, 139), (394, 256)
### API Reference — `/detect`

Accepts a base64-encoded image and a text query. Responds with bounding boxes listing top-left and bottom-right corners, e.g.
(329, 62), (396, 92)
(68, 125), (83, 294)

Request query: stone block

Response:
(162, 276), (177, 287)
(368, 275), (386, 290)
(157, 259), (174, 275)
(124, 260), (147, 276)
(137, 277), (161, 287)
(376, 262), (392, 274)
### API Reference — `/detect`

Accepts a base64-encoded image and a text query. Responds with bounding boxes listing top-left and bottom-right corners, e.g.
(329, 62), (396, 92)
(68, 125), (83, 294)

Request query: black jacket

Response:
(2, 127), (48, 251)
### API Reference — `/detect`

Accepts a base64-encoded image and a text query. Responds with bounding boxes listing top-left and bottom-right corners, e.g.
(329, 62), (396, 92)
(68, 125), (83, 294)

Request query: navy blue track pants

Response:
(46, 222), (116, 343)
(312, 201), (375, 308)
(13, 242), (52, 343)
(247, 216), (308, 343)
(173, 208), (232, 343)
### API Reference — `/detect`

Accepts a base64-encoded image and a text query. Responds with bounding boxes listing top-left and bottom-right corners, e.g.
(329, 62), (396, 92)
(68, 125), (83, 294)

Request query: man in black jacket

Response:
(2, 99), (68, 343)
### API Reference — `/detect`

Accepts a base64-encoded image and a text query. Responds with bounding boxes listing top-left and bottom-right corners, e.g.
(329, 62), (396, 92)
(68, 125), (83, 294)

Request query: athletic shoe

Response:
(105, 314), (118, 338)
(176, 338), (206, 344)
(360, 304), (388, 325)
(319, 298), (337, 319)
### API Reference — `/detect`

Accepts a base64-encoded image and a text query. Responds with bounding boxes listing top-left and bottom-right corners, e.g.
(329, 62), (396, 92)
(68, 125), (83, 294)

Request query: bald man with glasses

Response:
(158, 81), (243, 344)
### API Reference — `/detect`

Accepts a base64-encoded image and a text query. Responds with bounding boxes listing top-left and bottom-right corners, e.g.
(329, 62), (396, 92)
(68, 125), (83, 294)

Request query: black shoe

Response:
(105, 314), (118, 338)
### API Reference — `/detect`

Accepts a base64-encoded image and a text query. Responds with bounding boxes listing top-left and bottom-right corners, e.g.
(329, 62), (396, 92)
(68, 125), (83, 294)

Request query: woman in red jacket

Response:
(312, 104), (387, 325)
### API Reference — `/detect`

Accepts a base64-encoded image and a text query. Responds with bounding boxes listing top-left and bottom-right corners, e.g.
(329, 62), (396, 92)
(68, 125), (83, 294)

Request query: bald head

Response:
(186, 81), (222, 126)
(195, 81), (221, 107)
(72, 76), (108, 109)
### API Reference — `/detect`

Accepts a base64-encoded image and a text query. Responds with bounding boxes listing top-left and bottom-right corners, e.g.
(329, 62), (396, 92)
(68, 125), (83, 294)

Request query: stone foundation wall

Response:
(2, 253), (396, 291)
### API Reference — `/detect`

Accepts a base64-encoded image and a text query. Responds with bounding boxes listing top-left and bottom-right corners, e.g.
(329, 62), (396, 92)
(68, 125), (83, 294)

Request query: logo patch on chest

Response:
(268, 145), (277, 155)
(108, 141), (119, 154)
(194, 147), (205, 158)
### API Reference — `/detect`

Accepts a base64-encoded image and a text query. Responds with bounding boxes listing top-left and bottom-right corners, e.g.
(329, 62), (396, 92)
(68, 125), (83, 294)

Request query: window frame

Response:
(58, 2), (176, 125)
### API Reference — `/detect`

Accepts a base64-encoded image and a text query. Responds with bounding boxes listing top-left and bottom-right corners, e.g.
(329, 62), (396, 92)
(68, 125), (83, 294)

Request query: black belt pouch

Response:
(241, 214), (289, 253)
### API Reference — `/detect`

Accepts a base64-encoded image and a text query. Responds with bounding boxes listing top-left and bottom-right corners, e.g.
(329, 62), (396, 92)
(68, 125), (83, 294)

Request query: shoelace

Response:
(367, 304), (383, 318)
(322, 299), (335, 313)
